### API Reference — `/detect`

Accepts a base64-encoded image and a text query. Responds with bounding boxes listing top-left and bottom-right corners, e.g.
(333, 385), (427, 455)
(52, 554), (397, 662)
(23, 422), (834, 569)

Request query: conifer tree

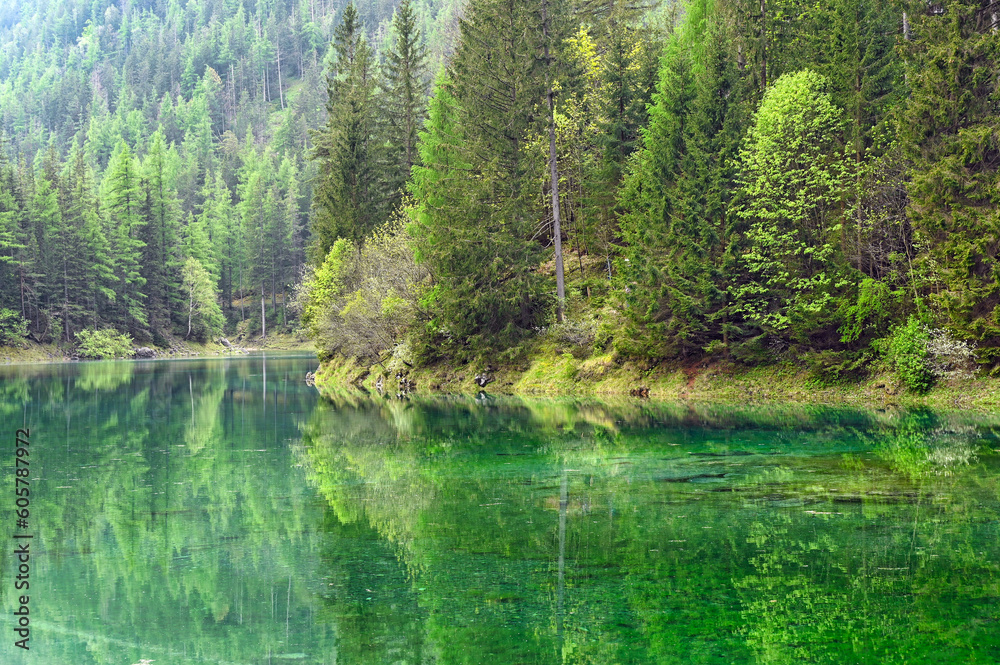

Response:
(899, 0), (1000, 359)
(621, 10), (749, 357)
(140, 129), (182, 339)
(310, 1), (381, 258)
(381, 0), (429, 210)
(409, 0), (553, 355)
(102, 141), (148, 331)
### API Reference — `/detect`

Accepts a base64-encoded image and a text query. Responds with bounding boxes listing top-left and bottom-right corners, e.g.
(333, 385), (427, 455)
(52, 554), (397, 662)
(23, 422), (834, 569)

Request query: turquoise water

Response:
(1, 354), (998, 664)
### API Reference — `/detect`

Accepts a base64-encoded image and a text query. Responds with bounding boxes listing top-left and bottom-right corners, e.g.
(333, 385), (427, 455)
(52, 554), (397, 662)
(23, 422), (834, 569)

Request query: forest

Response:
(1, 0), (998, 389)
(0, 0), (464, 350)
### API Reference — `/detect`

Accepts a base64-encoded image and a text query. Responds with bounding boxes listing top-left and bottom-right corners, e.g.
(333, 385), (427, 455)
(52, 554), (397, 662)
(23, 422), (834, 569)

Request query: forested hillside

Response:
(0, 0), (461, 350)
(298, 0), (999, 393)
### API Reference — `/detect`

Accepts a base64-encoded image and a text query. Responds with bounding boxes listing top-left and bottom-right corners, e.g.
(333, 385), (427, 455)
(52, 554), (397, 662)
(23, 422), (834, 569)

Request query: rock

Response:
(375, 375), (384, 392)
(475, 373), (494, 388)
(629, 386), (650, 398)
(304, 371), (316, 386)
(134, 347), (156, 359)
(218, 337), (233, 348)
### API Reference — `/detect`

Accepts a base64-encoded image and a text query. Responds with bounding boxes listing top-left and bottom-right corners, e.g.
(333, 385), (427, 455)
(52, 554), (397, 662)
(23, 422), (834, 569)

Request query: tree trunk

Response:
(542, 0), (565, 323)
(260, 282), (266, 338)
(276, 41), (285, 110)
(187, 286), (194, 339)
(760, 0), (768, 90)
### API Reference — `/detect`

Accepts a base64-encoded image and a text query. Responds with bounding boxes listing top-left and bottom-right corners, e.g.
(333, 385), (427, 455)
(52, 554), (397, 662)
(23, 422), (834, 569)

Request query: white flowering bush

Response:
(925, 327), (977, 380)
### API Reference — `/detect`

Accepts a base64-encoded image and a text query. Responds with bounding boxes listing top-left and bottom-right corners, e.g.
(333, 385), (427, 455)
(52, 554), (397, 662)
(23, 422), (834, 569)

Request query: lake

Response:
(0, 353), (998, 664)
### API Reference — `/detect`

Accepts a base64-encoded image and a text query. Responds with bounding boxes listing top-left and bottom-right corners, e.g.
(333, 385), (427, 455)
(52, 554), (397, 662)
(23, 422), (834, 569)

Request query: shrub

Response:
(875, 317), (978, 392)
(300, 218), (429, 363)
(75, 328), (135, 360)
(875, 316), (933, 393)
(925, 327), (977, 380)
(0, 308), (29, 347)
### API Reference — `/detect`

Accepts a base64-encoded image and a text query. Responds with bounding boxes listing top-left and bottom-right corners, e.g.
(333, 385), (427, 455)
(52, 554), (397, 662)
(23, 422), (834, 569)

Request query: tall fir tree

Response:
(102, 141), (148, 332)
(310, 1), (381, 259)
(899, 0), (1000, 360)
(381, 0), (430, 211)
(409, 0), (557, 356)
(140, 129), (182, 340)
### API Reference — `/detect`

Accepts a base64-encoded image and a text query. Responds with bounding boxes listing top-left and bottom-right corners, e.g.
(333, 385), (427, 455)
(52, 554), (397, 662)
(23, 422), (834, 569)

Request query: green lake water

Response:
(1, 353), (999, 664)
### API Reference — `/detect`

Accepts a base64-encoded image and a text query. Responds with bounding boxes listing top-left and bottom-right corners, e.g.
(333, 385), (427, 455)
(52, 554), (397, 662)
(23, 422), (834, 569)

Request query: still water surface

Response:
(0, 354), (998, 664)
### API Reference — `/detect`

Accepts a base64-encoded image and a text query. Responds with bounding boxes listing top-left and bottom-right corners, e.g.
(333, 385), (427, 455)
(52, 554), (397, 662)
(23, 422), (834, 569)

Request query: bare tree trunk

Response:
(187, 285), (194, 339)
(276, 41), (285, 110)
(542, 0), (565, 323)
(261, 282), (266, 338)
(760, 0), (768, 90)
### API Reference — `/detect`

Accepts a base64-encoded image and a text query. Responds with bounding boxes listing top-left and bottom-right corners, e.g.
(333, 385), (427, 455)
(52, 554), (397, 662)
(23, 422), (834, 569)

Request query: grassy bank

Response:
(0, 331), (313, 365)
(313, 344), (1000, 410)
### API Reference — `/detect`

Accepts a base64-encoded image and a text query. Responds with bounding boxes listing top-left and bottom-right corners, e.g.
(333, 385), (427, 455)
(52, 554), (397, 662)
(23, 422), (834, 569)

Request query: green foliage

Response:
(0, 308), (28, 347)
(839, 278), (900, 344)
(181, 257), (225, 342)
(617, 3), (748, 358)
(409, 21), (554, 358)
(875, 316), (934, 394)
(310, 2), (383, 257)
(75, 328), (135, 360)
(733, 69), (850, 339)
(301, 217), (428, 362)
(899, 0), (1000, 360)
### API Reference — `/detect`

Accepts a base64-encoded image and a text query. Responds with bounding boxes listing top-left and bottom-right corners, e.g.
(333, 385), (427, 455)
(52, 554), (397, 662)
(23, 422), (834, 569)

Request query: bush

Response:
(75, 328), (135, 360)
(0, 308), (29, 347)
(876, 316), (933, 393)
(875, 317), (978, 393)
(925, 327), (977, 380)
(300, 218), (429, 363)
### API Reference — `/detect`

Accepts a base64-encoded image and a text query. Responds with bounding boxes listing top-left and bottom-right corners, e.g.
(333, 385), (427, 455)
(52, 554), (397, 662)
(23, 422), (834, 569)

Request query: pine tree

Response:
(200, 171), (236, 316)
(381, 0), (429, 211)
(620, 9), (750, 357)
(102, 141), (148, 332)
(140, 129), (182, 339)
(409, 0), (553, 356)
(899, 0), (1000, 360)
(0, 147), (23, 313)
(310, 1), (381, 258)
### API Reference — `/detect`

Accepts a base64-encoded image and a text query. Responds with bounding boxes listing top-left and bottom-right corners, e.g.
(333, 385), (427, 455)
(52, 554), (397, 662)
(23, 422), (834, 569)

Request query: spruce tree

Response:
(409, 0), (554, 355)
(899, 0), (1000, 359)
(310, 1), (381, 259)
(381, 0), (429, 210)
(140, 129), (182, 339)
(632, 14), (749, 356)
(102, 141), (148, 332)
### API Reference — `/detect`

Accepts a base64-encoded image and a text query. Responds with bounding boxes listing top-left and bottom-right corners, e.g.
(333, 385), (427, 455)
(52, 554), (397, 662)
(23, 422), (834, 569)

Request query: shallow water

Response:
(1, 354), (998, 664)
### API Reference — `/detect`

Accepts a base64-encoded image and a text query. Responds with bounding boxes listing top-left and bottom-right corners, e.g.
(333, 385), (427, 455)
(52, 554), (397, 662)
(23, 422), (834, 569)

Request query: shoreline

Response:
(0, 333), (314, 365)
(312, 352), (1000, 411)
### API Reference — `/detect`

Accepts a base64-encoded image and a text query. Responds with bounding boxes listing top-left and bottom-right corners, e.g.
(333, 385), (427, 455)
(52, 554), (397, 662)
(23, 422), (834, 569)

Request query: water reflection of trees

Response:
(0, 356), (336, 665)
(300, 393), (1000, 664)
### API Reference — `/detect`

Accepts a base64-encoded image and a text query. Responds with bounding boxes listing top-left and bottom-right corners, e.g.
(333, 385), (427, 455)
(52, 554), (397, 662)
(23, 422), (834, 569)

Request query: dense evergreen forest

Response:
(0, 0), (463, 349)
(299, 0), (999, 390)
(1, 0), (998, 390)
